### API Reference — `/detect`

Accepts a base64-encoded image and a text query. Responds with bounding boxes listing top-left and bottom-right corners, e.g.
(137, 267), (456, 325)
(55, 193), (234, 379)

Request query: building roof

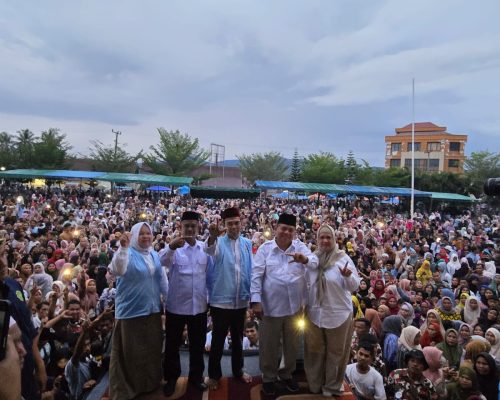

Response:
(396, 122), (446, 134)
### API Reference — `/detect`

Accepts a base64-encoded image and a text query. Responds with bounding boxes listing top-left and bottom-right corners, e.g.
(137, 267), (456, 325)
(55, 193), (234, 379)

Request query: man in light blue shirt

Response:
(160, 211), (210, 396)
(205, 207), (253, 390)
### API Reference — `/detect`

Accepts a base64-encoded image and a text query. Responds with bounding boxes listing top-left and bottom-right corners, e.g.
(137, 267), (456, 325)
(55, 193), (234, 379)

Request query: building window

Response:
(390, 159), (401, 168)
(429, 159), (440, 171)
(448, 159), (459, 168)
(407, 142), (421, 151)
(427, 142), (441, 151)
(449, 142), (460, 151)
(404, 159), (428, 170)
(391, 143), (401, 152)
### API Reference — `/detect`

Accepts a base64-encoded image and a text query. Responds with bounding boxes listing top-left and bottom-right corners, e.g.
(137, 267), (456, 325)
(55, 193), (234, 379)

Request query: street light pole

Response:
(410, 79), (415, 221)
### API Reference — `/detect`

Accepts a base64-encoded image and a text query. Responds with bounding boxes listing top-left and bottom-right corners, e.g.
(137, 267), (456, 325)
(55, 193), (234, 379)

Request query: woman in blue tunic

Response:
(109, 222), (169, 400)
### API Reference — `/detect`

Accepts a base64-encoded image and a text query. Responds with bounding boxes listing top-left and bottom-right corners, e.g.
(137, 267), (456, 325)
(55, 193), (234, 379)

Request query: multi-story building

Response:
(384, 122), (468, 173)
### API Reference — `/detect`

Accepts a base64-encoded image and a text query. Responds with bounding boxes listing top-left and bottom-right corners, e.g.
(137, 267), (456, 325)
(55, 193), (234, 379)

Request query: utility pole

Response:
(410, 79), (415, 221)
(112, 129), (122, 160)
(111, 130), (122, 193)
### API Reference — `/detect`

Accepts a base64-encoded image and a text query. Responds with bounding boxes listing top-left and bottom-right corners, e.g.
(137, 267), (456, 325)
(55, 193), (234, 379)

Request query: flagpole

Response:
(410, 78), (415, 220)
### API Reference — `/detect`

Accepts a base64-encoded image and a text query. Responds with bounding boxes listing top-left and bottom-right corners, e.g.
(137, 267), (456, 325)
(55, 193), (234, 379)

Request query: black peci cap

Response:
(278, 213), (297, 227)
(181, 211), (200, 221)
(221, 207), (240, 220)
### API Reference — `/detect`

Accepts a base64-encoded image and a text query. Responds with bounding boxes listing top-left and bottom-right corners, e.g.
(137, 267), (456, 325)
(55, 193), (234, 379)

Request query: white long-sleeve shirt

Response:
(251, 239), (318, 317)
(306, 252), (360, 329)
(159, 241), (208, 315)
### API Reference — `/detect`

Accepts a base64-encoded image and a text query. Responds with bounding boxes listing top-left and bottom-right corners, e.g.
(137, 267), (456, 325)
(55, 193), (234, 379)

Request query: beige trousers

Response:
(259, 312), (301, 383)
(304, 314), (353, 395)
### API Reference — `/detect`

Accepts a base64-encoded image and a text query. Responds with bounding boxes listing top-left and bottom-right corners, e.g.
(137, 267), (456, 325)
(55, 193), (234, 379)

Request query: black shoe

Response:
(282, 378), (299, 393)
(189, 380), (208, 391)
(262, 381), (276, 395)
(163, 380), (177, 397)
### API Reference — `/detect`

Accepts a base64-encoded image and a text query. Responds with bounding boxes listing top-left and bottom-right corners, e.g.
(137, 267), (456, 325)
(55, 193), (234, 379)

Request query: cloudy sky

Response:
(1, 0), (499, 166)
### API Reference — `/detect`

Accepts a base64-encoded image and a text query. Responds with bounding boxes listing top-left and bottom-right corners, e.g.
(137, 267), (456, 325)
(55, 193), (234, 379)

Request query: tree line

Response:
(0, 127), (209, 180)
(0, 127), (498, 197)
(240, 149), (499, 197)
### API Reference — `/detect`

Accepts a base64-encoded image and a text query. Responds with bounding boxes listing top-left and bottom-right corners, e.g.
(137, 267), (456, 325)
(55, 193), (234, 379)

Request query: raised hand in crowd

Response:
(208, 223), (226, 245)
(208, 223), (226, 238)
(168, 236), (186, 250)
(119, 232), (131, 248)
(339, 261), (353, 277)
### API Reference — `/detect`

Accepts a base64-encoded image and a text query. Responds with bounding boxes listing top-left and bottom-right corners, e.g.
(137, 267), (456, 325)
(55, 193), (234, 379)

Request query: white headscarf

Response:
(129, 222), (155, 275)
(487, 327), (500, 360)
(130, 222), (153, 254)
(398, 325), (422, 351)
(463, 295), (481, 326)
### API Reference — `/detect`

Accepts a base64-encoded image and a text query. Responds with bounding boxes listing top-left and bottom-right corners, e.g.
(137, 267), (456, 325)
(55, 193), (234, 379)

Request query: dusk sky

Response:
(1, 1), (499, 167)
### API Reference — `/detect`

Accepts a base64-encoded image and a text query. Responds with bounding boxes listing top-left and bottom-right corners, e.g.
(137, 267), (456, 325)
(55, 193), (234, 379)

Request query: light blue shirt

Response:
(205, 235), (251, 309)
(110, 246), (169, 319)
(65, 358), (91, 399)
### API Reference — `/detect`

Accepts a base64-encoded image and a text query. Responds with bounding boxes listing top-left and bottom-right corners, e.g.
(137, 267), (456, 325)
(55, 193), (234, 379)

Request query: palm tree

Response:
(15, 129), (36, 168)
(33, 128), (73, 169)
(0, 132), (12, 149)
(0, 132), (15, 169)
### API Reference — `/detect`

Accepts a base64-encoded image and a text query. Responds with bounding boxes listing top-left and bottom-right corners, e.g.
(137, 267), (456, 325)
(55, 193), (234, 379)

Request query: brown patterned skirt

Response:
(109, 312), (162, 400)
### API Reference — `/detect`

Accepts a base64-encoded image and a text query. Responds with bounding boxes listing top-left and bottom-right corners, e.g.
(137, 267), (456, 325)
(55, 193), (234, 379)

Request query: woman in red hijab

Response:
(387, 296), (400, 315)
(48, 248), (64, 265)
(372, 279), (386, 299)
(420, 322), (444, 348)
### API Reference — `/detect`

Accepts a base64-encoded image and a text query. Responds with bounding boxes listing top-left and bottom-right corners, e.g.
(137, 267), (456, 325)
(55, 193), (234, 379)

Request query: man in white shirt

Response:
(160, 211), (210, 395)
(345, 341), (386, 400)
(205, 207), (253, 390)
(251, 213), (318, 395)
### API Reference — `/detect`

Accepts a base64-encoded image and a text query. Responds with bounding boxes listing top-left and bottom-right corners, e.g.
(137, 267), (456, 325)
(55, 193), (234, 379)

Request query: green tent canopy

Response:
(190, 186), (260, 199)
(430, 192), (475, 202)
(0, 169), (192, 186)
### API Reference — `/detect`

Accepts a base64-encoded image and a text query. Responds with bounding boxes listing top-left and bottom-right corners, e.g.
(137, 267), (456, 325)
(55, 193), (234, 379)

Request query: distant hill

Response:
(214, 159), (241, 167)
(206, 159), (383, 170)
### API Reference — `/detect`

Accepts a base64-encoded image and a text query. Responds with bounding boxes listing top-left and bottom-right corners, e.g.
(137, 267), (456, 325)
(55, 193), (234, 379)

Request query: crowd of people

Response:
(0, 183), (499, 400)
